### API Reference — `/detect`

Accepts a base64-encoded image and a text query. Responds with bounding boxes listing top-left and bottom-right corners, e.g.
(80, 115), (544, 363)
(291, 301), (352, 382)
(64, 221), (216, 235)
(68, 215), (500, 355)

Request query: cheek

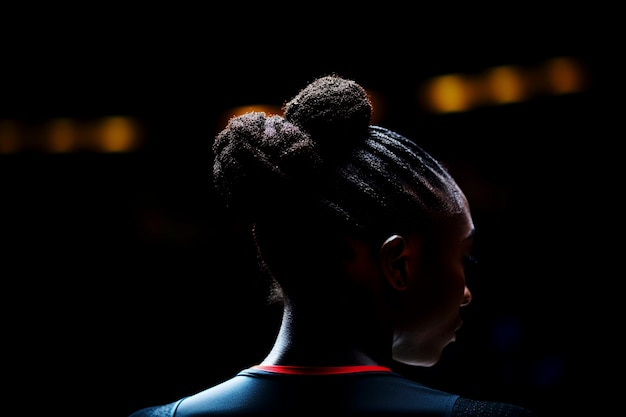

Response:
(403, 264), (466, 321)
(429, 257), (467, 298)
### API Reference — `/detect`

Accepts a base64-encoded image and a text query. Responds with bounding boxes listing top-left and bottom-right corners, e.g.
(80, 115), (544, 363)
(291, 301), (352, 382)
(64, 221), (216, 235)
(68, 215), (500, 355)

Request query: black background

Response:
(2, 5), (612, 417)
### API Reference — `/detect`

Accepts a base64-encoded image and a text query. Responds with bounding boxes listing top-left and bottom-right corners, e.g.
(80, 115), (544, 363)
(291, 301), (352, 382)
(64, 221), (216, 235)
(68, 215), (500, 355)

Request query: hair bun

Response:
(212, 111), (321, 219)
(284, 75), (372, 159)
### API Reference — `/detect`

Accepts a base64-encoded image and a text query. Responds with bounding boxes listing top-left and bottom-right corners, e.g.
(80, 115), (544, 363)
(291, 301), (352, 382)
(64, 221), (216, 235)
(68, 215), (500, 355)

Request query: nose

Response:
(461, 285), (472, 307)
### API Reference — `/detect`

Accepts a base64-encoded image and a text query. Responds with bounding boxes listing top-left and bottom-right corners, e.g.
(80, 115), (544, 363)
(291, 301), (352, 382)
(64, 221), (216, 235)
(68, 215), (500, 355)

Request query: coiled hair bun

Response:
(212, 111), (322, 218)
(284, 74), (372, 160)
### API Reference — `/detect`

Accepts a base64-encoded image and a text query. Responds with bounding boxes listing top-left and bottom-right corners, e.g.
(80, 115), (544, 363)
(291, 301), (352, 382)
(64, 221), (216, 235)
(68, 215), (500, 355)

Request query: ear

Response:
(379, 234), (411, 291)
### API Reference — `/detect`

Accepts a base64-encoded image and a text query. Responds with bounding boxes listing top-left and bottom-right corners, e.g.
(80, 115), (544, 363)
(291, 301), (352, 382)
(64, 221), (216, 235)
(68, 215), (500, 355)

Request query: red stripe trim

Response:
(251, 364), (392, 375)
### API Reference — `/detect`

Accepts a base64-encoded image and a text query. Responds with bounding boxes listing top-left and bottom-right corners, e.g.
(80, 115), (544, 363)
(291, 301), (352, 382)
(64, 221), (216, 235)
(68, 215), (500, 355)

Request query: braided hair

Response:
(212, 75), (465, 301)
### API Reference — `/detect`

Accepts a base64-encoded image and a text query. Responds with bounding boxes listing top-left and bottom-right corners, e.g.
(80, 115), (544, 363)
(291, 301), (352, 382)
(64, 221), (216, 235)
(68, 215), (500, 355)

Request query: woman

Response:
(129, 75), (537, 416)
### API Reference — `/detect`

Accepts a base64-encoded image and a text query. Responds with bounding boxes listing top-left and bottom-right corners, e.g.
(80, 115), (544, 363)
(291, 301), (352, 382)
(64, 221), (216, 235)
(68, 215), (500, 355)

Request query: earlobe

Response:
(380, 234), (410, 291)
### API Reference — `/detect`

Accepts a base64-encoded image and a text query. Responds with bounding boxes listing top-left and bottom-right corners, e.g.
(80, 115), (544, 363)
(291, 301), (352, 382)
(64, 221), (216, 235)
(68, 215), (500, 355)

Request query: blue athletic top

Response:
(128, 365), (537, 417)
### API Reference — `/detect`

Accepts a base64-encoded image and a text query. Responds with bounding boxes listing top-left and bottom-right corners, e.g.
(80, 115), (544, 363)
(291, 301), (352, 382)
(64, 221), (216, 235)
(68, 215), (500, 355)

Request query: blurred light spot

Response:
(367, 90), (386, 124)
(532, 354), (565, 387)
(489, 315), (522, 351)
(218, 104), (282, 133)
(45, 118), (77, 153)
(544, 57), (585, 94)
(96, 116), (141, 152)
(423, 74), (471, 113)
(484, 66), (526, 104)
(0, 119), (20, 154)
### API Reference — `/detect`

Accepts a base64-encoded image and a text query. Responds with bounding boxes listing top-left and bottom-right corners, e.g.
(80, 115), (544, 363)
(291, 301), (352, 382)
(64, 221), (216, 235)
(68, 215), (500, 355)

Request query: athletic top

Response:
(128, 365), (537, 417)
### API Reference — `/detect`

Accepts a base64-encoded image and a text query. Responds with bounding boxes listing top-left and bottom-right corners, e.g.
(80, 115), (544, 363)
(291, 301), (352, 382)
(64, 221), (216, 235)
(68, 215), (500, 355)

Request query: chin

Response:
(392, 333), (448, 367)
(399, 358), (439, 367)
(392, 349), (441, 367)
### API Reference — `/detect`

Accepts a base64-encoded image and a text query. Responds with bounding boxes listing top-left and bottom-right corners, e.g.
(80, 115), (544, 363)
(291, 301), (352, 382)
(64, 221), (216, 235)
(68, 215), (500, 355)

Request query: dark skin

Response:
(261, 192), (475, 368)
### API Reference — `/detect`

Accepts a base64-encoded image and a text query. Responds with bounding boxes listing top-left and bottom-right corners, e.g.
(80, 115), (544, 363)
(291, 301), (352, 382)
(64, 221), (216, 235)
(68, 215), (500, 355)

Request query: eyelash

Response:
(463, 255), (478, 266)
(463, 256), (479, 275)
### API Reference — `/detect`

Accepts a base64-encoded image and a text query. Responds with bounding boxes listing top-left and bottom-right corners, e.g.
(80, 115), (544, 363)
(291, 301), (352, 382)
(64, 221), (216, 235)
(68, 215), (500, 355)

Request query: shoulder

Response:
(452, 397), (538, 417)
(127, 399), (184, 417)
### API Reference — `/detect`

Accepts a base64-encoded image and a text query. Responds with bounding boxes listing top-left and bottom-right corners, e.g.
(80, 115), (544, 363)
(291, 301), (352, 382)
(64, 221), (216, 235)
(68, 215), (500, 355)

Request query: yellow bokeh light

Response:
(45, 118), (77, 153)
(545, 57), (584, 94)
(423, 75), (471, 113)
(0, 119), (20, 154)
(96, 116), (141, 152)
(483, 66), (526, 104)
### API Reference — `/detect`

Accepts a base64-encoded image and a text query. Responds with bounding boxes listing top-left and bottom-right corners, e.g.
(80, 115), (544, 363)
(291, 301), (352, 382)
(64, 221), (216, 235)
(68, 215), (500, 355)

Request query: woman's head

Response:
(212, 74), (475, 365)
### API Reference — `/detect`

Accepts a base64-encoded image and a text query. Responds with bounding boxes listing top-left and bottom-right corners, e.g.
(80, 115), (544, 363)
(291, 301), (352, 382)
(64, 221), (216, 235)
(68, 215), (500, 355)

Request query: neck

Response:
(261, 299), (392, 367)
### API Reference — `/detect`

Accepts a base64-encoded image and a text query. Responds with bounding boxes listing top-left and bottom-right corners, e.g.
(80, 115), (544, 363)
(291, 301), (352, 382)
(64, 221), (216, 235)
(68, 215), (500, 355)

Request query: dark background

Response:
(2, 6), (612, 417)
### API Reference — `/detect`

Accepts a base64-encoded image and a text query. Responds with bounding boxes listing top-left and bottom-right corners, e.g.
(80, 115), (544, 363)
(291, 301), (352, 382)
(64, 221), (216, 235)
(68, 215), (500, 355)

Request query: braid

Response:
(318, 126), (464, 238)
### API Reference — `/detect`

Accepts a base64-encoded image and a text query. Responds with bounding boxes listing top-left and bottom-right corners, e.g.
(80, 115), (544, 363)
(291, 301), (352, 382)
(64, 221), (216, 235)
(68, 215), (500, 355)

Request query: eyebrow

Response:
(464, 228), (476, 241)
